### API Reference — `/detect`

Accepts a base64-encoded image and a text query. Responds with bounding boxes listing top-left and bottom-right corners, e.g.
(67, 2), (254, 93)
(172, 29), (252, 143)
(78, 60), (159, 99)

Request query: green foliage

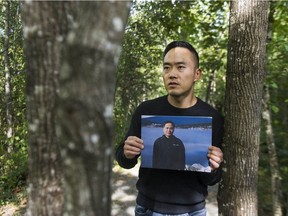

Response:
(259, 1), (288, 214)
(0, 0), (28, 205)
(0, 0), (286, 214)
(0, 144), (28, 204)
(115, 1), (288, 215)
(114, 0), (229, 144)
(258, 143), (273, 216)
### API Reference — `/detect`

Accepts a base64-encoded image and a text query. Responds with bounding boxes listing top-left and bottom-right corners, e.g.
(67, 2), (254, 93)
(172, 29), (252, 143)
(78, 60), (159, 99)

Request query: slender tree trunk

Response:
(218, 1), (269, 215)
(262, 3), (284, 215)
(262, 86), (284, 216)
(4, 0), (14, 153)
(205, 69), (216, 107)
(21, 2), (66, 215)
(56, 2), (130, 215)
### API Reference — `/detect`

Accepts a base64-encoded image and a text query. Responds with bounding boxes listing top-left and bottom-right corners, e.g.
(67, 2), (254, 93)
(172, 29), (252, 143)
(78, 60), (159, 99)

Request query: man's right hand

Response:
(124, 136), (144, 159)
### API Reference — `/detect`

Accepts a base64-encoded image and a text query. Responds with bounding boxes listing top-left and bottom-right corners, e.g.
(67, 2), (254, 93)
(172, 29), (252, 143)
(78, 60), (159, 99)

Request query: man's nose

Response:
(169, 67), (177, 78)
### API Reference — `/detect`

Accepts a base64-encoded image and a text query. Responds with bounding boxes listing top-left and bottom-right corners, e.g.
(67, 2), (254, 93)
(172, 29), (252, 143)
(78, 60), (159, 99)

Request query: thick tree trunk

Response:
(56, 2), (130, 215)
(22, 1), (130, 215)
(218, 1), (269, 215)
(21, 2), (66, 215)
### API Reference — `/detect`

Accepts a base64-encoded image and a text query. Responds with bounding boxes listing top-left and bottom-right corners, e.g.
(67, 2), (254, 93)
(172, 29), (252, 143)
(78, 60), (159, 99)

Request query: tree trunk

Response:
(218, 1), (269, 215)
(21, 2), (67, 215)
(56, 2), (130, 215)
(22, 1), (130, 215)
(261, 3), (285, 215)
(262, 86), (284, 216)
(4, 0), (14, 153)
(205, 68), (216, 107)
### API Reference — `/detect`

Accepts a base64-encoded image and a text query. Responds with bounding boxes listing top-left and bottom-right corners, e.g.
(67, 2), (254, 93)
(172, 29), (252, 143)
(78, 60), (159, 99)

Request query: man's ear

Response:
(194, 68), (202, 81)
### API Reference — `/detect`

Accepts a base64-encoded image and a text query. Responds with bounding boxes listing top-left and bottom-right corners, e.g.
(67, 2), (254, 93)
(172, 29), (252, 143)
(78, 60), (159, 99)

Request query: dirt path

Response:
(112, 164), (219, 216)
(1, 164), (218, 216)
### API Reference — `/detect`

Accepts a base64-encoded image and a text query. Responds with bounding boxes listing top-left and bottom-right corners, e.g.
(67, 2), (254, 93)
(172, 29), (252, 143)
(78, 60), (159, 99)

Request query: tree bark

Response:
(21, 2), (67, 215)
(4, 0), (14, 153)
(218, 1), (269, 215)
(262, 86), (284, 216)
(22, 1), (130, 215)
(205, 68), (216, 107)
(56, 2), (130, 215)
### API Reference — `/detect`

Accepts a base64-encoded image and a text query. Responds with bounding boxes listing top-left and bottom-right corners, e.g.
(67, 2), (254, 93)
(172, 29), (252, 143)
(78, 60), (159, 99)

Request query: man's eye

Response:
(163, 66), (170, 71)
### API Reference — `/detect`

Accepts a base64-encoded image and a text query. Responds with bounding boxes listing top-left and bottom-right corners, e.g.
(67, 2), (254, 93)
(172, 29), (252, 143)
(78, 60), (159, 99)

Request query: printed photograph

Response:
(141, 115), (212, 172)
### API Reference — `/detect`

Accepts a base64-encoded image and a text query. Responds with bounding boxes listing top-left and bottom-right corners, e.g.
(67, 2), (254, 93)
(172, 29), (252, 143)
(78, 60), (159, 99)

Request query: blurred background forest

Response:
(0, 1), (287, 215)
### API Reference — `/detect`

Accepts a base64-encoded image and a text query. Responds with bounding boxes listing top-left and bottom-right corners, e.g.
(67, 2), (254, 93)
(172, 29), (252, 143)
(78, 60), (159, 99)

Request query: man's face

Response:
(162, 47), (201, 98)
(163, 123), (174, 138)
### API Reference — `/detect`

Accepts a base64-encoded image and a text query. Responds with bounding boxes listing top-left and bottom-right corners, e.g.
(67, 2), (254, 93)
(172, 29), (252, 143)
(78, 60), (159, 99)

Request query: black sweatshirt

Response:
(115, 95), (224, 214)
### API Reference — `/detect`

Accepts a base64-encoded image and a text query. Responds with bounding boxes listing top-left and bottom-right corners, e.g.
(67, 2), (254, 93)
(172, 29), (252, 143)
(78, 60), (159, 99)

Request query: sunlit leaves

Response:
(0, 0), (27, 203)
(115, 1), (230, 144)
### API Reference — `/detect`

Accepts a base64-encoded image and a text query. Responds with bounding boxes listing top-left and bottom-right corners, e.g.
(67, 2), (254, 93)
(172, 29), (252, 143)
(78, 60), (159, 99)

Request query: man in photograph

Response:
(153, 121), (185, 170)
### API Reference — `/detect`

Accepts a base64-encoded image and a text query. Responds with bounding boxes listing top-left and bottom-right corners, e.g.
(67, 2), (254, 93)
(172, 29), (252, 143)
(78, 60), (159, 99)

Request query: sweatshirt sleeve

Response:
(115, 106), (142, 169)
(198, 167), (222, 186)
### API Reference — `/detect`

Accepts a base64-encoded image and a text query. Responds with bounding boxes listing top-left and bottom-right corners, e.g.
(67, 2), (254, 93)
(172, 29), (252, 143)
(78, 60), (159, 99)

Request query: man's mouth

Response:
(168, 82), (179, 87)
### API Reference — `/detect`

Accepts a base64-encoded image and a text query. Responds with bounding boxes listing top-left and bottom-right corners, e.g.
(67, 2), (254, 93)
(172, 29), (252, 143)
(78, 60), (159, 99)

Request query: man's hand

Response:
(124, 136), (144, 159)
(207, 146), (223, 171)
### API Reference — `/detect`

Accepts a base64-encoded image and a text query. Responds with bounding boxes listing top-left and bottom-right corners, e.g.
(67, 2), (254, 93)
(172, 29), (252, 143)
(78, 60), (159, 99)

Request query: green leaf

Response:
(270, 82), (278, 89)
(271, 105), (279, 113)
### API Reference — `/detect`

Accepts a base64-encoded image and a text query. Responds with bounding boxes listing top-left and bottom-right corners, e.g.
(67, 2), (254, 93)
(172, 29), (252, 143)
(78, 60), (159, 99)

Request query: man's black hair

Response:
(163, 121), (175, 128)
(163, 41), (199, 68)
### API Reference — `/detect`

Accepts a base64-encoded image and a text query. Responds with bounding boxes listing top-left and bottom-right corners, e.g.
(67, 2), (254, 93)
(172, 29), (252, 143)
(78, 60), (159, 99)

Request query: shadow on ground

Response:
(112, 165), (138, 216)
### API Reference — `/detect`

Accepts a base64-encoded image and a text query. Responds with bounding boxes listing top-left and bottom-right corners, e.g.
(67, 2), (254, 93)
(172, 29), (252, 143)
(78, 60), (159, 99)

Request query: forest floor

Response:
(0, 163), (218, 216)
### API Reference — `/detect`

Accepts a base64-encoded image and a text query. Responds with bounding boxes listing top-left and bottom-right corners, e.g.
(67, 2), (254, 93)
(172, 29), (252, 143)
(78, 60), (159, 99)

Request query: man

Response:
(153, 121), (185, 170)
(115, 41), (224, 216)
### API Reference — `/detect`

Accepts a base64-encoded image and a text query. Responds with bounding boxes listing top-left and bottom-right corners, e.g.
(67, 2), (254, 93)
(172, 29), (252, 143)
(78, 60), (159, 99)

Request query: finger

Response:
(126, 136), (144, 149)
(208, 146), (223, 159)
(208, 153), (223, 164)
(124, 136), (144, 159)
(208, 146), (221, 153)
(127, 136), (143, 143)
(209, 158), (220, 170)
(124, 145), (141, 159)
(124, 150), (141, 158)
(124, 143), (142, 153)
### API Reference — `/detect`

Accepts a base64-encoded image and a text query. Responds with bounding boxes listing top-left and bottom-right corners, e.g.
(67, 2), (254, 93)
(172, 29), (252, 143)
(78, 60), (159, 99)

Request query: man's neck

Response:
(167, 94), (197, 108)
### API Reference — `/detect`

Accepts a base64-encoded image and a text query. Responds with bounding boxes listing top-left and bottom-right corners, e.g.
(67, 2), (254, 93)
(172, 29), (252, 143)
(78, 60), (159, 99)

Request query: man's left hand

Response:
(207, 146), (223, 171)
